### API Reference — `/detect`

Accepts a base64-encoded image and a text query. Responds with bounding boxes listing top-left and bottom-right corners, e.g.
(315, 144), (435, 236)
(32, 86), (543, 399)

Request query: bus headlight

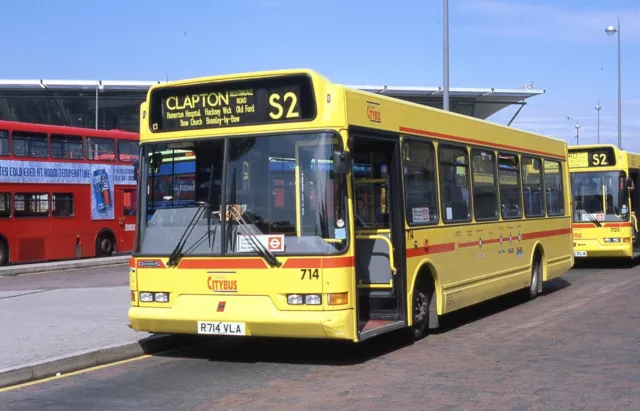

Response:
(287, 294), (304, 305)
(604, 238), (621, 243)
(140, 292), (153, 302)
(304, 294), (322, 305)
(154, 292), (169, 302)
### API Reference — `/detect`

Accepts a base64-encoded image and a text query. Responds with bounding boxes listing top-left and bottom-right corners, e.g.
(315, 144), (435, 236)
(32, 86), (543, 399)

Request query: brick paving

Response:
(1, 266), (639, 410)
(206, 269), (640, 411)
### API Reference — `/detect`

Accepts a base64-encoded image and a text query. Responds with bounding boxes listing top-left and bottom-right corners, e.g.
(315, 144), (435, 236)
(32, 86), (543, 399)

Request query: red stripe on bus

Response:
(399, 126), (566, 161)
(178, 258), (268, 269)
(406, 227), (571, 259)
(282, 256), (354, 269)
(406, 242), (456, 258)
(573, 222), (631, 229)
(521, 228), (571, 240)
(282, 258), (322, 269)
(323, 256), (355, 268)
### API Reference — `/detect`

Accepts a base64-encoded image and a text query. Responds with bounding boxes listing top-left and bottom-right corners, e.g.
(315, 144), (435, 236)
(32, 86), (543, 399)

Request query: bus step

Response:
(358, 320), (406, 341)
(368, 312), (400, 321)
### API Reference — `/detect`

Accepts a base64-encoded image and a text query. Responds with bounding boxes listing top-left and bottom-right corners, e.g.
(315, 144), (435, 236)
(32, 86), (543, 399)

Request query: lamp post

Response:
(443, 0), (450, 111)
(605, 18), (621, 148)
(575, 123), (580, 146)
(595, 102), (601, 144)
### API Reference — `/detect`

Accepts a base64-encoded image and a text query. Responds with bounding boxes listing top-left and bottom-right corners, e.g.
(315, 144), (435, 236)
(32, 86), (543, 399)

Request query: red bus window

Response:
(51, 135), (83, 159)
(86, 137), (115, 161)
(12, 132), (48, 158)
(14, 193), (49, 218)
(0, 193), (10, 218)
(52, 193), (74, 217)
(123, 190), (136, 216)
(118, 140), (139, 162)
(0, 130), (8, 156)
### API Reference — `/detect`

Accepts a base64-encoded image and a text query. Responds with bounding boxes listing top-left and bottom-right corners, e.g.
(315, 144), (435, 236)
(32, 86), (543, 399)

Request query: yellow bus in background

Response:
(569, 144), (640, 259)
(128, 69), (573, 342)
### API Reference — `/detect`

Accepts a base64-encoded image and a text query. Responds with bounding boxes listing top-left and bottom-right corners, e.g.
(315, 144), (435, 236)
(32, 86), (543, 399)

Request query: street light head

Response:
(605, 25), (617, 35)
(575, 124), (580, 130)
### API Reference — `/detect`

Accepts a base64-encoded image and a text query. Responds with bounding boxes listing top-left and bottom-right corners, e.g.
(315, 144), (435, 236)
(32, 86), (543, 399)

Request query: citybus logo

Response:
(207, 277), (238, 293)
(366, 101), (381, 123)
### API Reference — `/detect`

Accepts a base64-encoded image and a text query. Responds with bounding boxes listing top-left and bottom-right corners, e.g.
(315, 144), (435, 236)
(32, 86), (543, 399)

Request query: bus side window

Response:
(521, 157), (545, 217)
(0, 130), (9, 156)
(544, 160), (564, 216)
(52, 194), (74, 217)
(0, 193), (10, 218)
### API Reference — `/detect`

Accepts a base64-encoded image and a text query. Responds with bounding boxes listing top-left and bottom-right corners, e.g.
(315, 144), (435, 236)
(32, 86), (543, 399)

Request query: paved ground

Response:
(2, 261), (640, 410)
(0, 266), (150, 372)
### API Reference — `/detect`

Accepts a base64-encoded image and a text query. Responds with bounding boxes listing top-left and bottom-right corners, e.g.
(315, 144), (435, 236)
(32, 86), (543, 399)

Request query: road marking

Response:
(0, 355), (151, 393)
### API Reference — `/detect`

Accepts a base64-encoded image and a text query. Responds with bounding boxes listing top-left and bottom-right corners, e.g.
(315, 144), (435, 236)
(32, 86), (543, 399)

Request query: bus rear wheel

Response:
(96, 233), (115, 257)
(528, 255), (542, 300)
(0, 239), (7, 266)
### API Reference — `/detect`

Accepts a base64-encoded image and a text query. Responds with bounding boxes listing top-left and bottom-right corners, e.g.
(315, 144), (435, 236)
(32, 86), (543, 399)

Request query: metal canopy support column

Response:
(507, 103), (526, 126)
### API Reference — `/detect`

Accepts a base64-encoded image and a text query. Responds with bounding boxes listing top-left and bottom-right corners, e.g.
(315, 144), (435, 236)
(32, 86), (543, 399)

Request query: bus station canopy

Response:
(0, 79), (545, 131)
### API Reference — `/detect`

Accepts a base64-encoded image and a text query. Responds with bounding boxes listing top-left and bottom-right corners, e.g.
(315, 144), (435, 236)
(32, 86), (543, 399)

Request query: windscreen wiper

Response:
(167, 164), (217, 267)
(227, 204), (281, 268)
(166, 202), (208, 268)
(580, 210), (602, 227)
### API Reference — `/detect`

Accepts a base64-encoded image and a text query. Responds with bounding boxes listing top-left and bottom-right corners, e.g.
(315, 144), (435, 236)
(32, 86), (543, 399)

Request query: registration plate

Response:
(574, 251), (587, 257)
(197, 321), (246, 335)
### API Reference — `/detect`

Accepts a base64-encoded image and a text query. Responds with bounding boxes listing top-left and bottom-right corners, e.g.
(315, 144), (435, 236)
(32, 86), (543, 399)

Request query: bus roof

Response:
(0, 120), (139, 140)
(143, 68), (566, 160)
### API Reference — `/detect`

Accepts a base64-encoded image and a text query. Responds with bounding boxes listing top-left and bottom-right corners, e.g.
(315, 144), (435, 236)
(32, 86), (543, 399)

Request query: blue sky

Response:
(0, 0), (639, 150)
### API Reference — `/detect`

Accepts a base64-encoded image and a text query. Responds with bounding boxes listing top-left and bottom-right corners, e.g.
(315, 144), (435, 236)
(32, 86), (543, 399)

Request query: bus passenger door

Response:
(630, 170), (640, 252)
(351, 135), (407, 341)
(116, 187), (137, 253)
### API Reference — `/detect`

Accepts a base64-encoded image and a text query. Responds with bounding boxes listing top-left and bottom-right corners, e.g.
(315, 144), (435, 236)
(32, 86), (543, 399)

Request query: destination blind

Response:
(568, 147), (616, 168)
(149, 75), (316, 132)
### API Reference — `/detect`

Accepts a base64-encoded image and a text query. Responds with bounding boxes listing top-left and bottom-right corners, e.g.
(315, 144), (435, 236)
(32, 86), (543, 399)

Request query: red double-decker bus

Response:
(0, 120), (139, 265)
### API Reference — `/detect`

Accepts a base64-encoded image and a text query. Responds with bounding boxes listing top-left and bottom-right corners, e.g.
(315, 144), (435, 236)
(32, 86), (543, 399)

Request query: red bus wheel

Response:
(96, 234), (115, 257)
(0, 240), (7, 266)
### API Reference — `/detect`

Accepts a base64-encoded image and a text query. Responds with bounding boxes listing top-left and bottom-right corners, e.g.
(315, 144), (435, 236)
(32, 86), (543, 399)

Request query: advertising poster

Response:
(0, 160), (135, 221)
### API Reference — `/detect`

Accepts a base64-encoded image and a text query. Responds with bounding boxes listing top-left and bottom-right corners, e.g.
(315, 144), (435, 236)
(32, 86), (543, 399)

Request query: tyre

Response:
(411, 281), (430, 340)
(0, 239), (7, 266)
(528, 255), (541, 300)
(96, 233), (115, 257)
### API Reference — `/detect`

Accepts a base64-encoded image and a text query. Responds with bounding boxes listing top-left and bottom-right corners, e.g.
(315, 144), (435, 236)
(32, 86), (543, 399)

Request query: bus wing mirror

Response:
(332, 151), (352, 175)
(627, 177), (635, 190)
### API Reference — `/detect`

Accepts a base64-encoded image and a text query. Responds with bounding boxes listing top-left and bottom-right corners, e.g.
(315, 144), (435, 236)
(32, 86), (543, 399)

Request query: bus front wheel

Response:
(96, 233), (115, 257)
(411, 281), (431, 340)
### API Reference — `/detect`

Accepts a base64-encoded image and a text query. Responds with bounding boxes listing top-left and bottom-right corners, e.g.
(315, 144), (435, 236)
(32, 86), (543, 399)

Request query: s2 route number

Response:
(592, 153), (608, 166)
(269, 92), (300, 120)
(300, 268), (319, 280)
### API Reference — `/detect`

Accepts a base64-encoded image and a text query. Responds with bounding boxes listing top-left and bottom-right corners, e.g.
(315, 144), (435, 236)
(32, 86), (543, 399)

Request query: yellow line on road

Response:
(0, 355), (151, 393)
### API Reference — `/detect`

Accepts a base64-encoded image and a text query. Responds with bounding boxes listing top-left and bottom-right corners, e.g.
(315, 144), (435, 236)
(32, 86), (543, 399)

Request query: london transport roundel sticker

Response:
(337, 219), (345, 228)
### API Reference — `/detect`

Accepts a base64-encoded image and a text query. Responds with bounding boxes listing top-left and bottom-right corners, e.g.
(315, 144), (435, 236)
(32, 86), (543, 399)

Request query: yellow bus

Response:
(569, 144), (640, 259)
(128, 69), (573, 342)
